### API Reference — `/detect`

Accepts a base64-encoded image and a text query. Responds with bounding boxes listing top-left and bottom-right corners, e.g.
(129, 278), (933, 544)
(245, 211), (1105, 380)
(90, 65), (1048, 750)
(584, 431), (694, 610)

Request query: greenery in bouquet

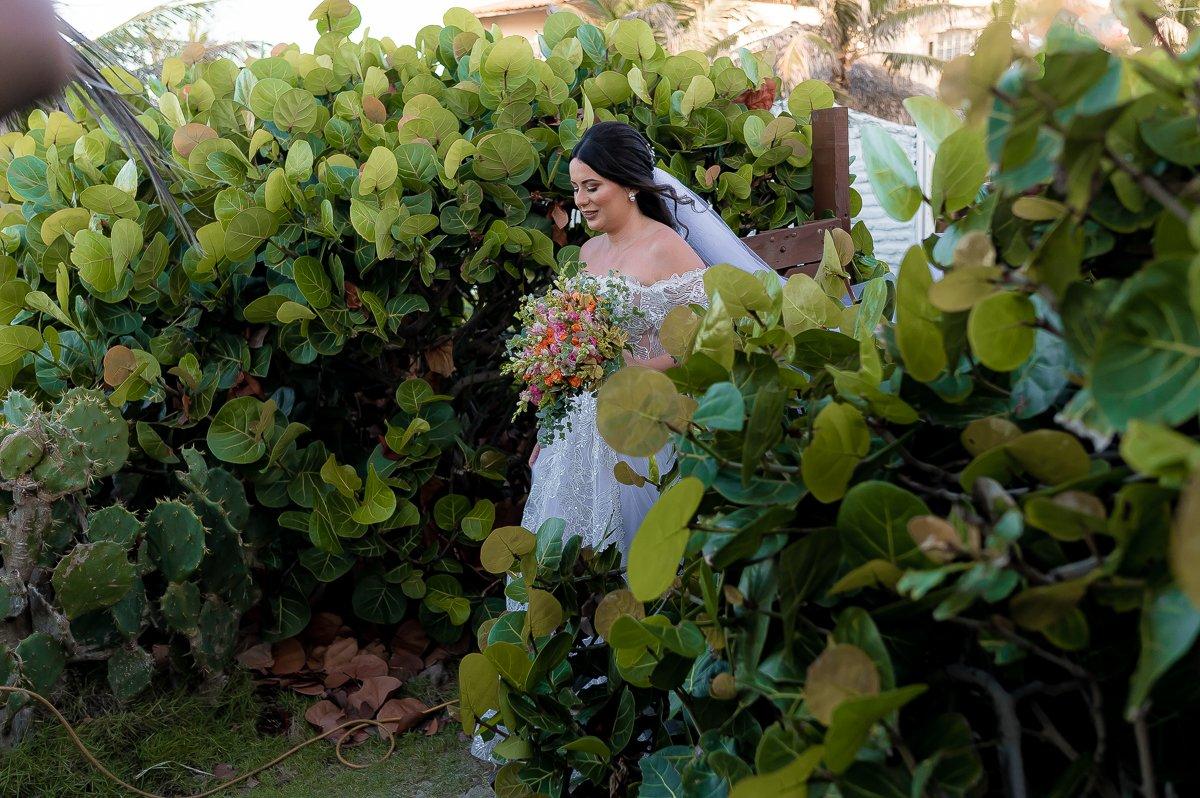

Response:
(503, 270), (642, 445)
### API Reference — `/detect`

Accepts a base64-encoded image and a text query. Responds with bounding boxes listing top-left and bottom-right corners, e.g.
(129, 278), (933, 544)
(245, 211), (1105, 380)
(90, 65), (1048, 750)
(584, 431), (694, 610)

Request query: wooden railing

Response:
(739, 106), (851, 277)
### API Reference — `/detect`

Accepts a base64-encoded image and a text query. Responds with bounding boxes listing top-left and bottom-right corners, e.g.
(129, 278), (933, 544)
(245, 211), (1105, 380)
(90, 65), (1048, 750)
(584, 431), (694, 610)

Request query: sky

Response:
(58, 0), (484, 51)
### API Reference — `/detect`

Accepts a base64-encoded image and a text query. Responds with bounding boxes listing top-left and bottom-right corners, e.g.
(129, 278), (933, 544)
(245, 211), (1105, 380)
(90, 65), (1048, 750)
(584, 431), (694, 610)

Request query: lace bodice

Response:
(605, 268), (709, 359)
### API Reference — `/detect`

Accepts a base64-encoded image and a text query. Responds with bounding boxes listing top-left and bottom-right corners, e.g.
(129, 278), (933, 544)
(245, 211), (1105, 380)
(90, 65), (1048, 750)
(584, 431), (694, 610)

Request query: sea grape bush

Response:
(0, 1), (829, 728)
(461, 18), (1200, 798)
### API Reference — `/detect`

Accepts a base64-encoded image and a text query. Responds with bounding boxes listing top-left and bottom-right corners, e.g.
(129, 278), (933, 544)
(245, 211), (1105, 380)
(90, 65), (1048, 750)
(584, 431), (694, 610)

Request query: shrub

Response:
(0, 2), (829, 730)
(461, 19), (1200, 797)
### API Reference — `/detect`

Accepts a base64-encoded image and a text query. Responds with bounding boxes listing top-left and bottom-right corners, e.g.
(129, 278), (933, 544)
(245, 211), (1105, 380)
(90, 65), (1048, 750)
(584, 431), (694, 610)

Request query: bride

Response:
(520, 121), (778, 558)
(472, 121), (777, 762)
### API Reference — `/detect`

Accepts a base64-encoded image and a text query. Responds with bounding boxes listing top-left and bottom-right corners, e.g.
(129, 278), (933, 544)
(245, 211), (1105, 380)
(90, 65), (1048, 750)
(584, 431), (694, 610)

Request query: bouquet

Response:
(504, 271), (641, 445)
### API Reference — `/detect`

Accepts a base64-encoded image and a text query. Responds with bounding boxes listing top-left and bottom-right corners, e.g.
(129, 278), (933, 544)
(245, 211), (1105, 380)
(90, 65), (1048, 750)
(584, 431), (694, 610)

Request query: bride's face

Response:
(569, 158), (634, 233)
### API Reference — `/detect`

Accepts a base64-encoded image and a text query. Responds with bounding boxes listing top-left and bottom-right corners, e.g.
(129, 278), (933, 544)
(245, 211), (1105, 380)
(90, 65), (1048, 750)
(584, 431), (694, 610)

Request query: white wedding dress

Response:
(521, 268), (709, 557)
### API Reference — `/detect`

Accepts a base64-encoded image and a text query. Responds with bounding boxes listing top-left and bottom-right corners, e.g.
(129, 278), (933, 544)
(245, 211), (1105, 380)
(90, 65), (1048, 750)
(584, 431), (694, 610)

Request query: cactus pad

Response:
(106, 644), (154, 701)
(86, 505), (141, 547)
(144, 500), (206, 582)
(192, 597), (237, 673)
(160, 581), (202, 634)
(15, 633), (66, 694)
(0, 430), (44, 479)
(51, 541), (137, 619)
(53, 388), (129, 477)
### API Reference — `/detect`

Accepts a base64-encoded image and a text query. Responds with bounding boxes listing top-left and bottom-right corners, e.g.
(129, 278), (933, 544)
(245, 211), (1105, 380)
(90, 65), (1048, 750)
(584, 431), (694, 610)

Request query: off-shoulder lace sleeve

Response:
(632, 269), (709, 359)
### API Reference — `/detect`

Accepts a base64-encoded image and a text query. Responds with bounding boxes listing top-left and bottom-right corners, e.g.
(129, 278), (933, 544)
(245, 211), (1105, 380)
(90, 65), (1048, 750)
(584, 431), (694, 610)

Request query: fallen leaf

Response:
(348, 675), (402, 714)
(304, 699), (345, 733)
(270, 639), (306, 675)
(423, 717), (439, 736)
(213, 763), (236, 780)
(376, 697), (428, 735)
(363, 641), (388, 660)
(388, 650), (424, 681)
(290, 682), (327, 697)
(235, 642), (274, 671)
(324, 637), (358, 671)
(346, 653), (388, 681)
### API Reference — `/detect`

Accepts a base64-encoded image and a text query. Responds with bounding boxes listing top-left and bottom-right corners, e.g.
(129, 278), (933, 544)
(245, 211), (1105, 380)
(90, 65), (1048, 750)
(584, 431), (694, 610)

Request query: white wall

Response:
(847, 108), (933, 269)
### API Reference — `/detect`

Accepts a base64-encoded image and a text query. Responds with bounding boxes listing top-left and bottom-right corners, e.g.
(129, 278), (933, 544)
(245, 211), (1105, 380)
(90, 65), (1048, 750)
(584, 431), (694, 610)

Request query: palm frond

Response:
(868, 2), (959, 44)
(56, 17), (196, 246)
(96, 0), (221, 70)
(879, 49), (946, 72)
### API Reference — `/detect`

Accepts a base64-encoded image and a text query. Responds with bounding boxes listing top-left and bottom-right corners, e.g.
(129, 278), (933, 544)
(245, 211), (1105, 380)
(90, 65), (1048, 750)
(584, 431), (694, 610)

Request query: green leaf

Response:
(861, 124), (921, 222)
(902, 96), (961, 151)
(930, 126), (987, 214)
(967, 292), (1036, 372)
(225, 207), (278, 261)
(627, 477), (704, 601)
(787, 80), (834, 119)
(351, 466), (395, 525)
(1092, 260), (1200, 429)
(693, 382), (744, 431)
(351, 573), (407, 623)
(0, 325), (43, 365)
(731, 746), (825, 798)
(292, 256), (332, 309)
(894, 246), (945, 382)
(207, 397), (271, 464)
(458, 652), (500, 734)
(802, 402), (869, 504)
(1127, 586), (1200, 716)
(824, 685), (927, 773)
(837, 482), (931, 567)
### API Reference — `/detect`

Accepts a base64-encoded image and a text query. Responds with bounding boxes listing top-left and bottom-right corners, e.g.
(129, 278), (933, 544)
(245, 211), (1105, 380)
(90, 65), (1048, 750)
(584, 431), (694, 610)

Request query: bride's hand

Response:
(529, 444), (541, 467)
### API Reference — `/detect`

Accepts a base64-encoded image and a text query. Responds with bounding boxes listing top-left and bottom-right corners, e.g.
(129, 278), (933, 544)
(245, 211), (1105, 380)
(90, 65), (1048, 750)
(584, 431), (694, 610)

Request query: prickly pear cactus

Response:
(0, 391), (254, 745)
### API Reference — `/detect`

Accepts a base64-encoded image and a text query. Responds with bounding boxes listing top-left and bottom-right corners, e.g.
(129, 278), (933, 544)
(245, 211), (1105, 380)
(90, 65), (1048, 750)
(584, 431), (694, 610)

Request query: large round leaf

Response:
(967, 291), (1036, 372)
(801, 402), (869, 504)
(207, 396), (271, 464)
(837, 481), (931, 566)
(861, 124), (921, 222)
(627, 476), (704, 601)
(225, 208), (279, 262)
(1092, 260), (1200, 429)
(471, 131), (536, 183)
(597, 367), (688, 457)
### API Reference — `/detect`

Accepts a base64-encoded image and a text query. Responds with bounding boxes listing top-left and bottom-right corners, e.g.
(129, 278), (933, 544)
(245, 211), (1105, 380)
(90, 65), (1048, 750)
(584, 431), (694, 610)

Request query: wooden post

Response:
(740, 106), (853, 276)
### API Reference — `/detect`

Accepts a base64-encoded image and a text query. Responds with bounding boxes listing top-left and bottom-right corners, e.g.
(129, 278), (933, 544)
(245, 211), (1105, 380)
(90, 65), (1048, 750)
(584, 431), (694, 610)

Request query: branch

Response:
(1130, 704), (1156, 798)
(946, 664), (1027, 798)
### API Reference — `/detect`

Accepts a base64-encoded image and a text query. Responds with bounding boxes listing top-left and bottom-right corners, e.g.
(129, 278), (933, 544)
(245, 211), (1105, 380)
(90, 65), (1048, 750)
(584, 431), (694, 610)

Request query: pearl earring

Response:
(628, 192), (636, 202)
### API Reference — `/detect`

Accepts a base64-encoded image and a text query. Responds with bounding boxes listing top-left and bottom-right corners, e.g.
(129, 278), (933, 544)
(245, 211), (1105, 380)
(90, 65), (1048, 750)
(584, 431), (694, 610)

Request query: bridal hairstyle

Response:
(571, 121), (694, 233)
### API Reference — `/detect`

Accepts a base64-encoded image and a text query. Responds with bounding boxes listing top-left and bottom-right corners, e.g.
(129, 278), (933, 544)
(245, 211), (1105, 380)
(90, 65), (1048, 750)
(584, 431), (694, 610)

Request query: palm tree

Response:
(793, 0), (955, 98)
(94, 0), (262, 75)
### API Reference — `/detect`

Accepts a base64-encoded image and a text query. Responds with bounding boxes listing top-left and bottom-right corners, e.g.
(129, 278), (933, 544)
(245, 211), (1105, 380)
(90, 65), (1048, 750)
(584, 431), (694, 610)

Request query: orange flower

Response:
(569, 376), (582, 388)
(547, 370), (562, 384)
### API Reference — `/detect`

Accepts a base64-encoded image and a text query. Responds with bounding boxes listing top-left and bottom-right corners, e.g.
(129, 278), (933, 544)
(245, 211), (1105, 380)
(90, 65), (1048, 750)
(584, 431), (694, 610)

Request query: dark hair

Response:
(571, 121), (693, 232)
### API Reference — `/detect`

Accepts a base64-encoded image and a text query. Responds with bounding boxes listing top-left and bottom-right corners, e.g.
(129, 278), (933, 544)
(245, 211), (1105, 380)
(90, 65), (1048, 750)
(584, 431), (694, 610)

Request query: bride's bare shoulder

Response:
(642, 222), (704, 279)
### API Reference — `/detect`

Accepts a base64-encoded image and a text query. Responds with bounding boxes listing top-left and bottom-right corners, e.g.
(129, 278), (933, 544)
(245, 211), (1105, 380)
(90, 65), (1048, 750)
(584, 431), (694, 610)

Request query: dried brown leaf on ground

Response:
(235, 642), (274, 670)
(270, 639), (306, 675)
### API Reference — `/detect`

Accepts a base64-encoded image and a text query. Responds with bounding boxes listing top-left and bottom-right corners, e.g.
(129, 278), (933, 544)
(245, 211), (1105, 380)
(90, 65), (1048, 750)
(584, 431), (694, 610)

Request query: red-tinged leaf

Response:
(423, 717), (439, 736)
(173, 123), (217, 157)
(424, 340), (455, 377)
(324, 668), (352, 689)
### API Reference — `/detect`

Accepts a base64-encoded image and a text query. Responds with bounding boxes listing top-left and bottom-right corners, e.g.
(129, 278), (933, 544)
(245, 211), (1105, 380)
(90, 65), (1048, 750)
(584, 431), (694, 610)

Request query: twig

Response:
(1131, 703), (1156, 798)
(946, 664), (1027, 798)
